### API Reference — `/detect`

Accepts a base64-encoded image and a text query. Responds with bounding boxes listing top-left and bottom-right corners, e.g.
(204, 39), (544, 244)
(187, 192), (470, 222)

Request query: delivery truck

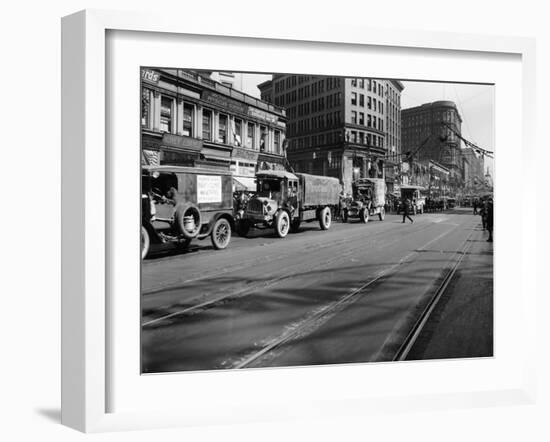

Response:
(239, 170), (341, 238)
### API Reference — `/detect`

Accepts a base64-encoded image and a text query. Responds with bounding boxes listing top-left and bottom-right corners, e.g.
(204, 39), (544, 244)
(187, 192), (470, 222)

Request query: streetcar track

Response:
(141, 225), (437, 327)
(224, 225), (463, 369)
(391, 225), (476, 362)
(142, 219), (437, 295)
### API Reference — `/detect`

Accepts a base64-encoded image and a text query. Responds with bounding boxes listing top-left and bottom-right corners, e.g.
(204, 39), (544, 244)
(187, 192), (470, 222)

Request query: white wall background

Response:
(0, 1), (547, 441)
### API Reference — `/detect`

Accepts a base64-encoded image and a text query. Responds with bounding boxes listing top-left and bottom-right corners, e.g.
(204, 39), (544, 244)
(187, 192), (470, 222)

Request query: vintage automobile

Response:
(141, 165), (234, 259)
(239, 170), (341, 238)
(342, 178), (386, 223)
(398, 185), (427, 215)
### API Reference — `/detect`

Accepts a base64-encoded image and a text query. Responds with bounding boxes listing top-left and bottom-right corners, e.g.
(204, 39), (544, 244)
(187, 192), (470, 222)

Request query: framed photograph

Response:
(62, 9), (537, 433)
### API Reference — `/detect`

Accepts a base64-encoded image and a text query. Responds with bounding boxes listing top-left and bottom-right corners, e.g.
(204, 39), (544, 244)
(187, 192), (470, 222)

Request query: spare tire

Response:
(174, 203), (202, 239)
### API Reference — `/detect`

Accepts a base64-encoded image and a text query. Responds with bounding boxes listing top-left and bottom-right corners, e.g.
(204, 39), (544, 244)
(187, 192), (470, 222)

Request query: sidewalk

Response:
(406, 222), (494, 360)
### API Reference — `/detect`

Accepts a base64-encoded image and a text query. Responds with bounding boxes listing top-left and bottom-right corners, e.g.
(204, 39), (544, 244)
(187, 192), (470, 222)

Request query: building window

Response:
(247, 122), (255, 149)
(359, 79), (364, 88)
(183, 103), (194, 137)
(141, 88), (151, 128)
(218, 114), (228, 144)
(351, 92), (357, 105)
(368, 96), (372, 109)
(160, 96), (173, 133)
(202, 109), (212, 141)
(351, 131), (357, 143)
(274, 130), (281, 153)
(373, 99), (377, 112)
(260, 126), (267, 152)
(351, 78), (357, 87)
(359, 94), (364, 107)
(351, 111), (357, 124)
(233, 118), (242, 146)
(359, 132), (364, 144)
(359, 112), (364, 125)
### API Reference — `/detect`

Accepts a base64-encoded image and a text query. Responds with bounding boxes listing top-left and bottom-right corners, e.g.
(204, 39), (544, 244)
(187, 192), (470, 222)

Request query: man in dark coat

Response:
(402, 197), (414, 223)
(486, 199), (493, 242)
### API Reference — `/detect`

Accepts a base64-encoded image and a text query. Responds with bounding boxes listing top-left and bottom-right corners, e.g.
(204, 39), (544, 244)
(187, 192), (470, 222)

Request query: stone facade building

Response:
(258, 75), (404, 194)
(402, 100), (464, 194)
(141, 68), (287, 191)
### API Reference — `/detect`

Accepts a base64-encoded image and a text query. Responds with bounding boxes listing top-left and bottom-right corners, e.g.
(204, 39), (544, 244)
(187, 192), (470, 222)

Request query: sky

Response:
(239, 74), (494, 176)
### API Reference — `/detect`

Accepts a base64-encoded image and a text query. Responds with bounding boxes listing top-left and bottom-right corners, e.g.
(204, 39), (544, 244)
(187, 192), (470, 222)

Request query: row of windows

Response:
(287, 111), (343, 137)
(351, 111), (384, 131)
(143, 89), (282, 153)
(350, 93), (384, 114)
(350, 78), (384, 97)
(348, 131), (384, 148)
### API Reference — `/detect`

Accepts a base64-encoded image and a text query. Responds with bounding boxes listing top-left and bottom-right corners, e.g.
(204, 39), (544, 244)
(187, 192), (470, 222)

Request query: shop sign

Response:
(141, 69), (160, 83)
(237, 165), (256, 177)
(162, 133), (202, 151)
(197, 175), (222, 203)
(248, 107), (278, 123)
(231, 147), (259, 162)
(202, 91), (248, 115)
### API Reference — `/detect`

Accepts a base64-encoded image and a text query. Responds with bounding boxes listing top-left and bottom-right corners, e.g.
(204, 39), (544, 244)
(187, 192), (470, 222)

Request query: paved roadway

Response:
(141, 208), (489, 373)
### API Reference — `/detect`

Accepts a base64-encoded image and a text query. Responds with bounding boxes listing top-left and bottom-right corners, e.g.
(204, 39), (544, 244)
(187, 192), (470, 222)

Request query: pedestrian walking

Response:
(402, 197), (414, 223)
(486, 199), (493, 242)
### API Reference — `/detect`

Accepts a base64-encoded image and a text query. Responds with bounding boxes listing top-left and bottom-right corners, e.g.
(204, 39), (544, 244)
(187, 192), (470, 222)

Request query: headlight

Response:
(266, 205), (272, 213)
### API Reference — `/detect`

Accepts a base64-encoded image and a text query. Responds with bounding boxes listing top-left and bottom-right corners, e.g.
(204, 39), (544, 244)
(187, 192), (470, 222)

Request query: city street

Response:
(141, 208), (493, 373)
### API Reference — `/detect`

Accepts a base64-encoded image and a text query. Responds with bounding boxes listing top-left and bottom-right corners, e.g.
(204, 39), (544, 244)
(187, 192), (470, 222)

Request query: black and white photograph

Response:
(140, 68), (494, 373)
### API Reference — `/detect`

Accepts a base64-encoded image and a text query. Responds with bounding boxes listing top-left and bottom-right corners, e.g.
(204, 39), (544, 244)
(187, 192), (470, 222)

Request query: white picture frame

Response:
(61, 9), (537, 433)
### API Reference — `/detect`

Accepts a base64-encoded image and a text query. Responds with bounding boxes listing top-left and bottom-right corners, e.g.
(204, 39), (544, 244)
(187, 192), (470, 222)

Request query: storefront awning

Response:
(233, 176), (256, 192)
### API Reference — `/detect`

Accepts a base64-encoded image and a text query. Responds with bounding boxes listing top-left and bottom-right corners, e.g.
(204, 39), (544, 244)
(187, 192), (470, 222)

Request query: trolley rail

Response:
(392, 229), (475, 361)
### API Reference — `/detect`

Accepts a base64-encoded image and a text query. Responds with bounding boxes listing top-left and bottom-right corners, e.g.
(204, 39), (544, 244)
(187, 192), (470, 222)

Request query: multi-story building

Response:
(401, 101), (463, 193)
(258, 75), (404, 194)
(141, 68), (287, 191)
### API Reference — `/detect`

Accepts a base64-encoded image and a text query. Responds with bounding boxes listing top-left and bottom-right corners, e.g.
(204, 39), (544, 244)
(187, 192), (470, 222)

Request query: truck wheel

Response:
(237, 220), (250, 237)
(290, 218), (301, 233)
(275, 211), (290, 238)
(359, 208), (369, 223)
(175, 203), (202, 239)
(141, 226), (150, 259)
(319, 207), (332, 230)
(211, 218), (231, 250)
(378, 207), (385, 221)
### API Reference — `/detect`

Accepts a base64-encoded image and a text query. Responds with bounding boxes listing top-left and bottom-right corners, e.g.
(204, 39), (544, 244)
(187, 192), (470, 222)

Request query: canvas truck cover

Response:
(295, 173), (341, 207)
(369, 178), (386, 207)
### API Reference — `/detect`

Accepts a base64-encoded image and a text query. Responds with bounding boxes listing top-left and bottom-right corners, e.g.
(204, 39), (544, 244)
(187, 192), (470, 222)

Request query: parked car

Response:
(141, 165), (234, 258)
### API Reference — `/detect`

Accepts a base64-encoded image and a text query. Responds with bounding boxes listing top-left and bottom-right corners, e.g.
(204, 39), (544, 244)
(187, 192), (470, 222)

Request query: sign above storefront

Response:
(248, 107), (278, 124)
(202, 91), (248, 115)
(162, 133), (202, 151)
(232, 147), (259, 162)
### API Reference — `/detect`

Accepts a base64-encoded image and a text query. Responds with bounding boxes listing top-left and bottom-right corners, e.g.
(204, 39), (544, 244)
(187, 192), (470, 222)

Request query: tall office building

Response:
(258, 75), (404, 193)
(401, 101), (464, 191)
